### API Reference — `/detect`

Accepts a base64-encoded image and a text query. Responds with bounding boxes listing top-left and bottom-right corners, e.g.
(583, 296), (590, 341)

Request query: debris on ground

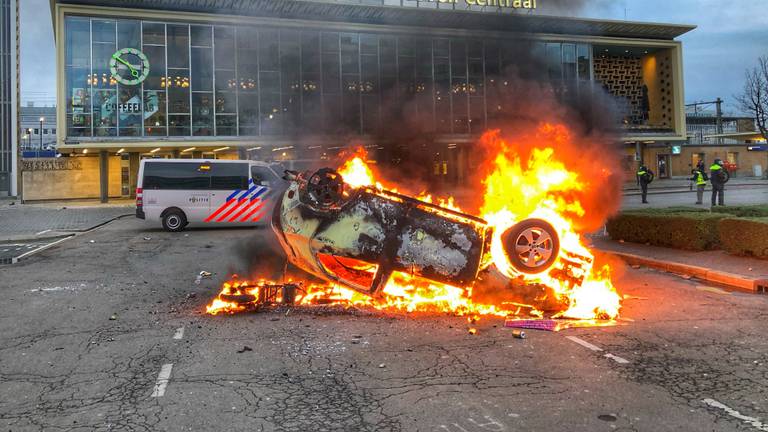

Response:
(237, 346), (253, 353)
(378, 363), (385, 368)
(195, 271), (213, 285)
(109, 314), (117, 320)
(468, 328), (477, 335)
(631, 264), (640, 269)
(511, 329), (526, 339)
(505, 319), (560, 331)
(143, 237), (151, 241)
(505, 318), (618, 332)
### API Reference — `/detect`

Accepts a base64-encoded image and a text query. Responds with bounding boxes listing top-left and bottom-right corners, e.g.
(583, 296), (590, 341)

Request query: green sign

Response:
(110, 48), (150, 86)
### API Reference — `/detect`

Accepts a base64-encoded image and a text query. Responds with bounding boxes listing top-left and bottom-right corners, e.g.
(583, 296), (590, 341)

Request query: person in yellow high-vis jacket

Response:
(690, 166), (708, 205)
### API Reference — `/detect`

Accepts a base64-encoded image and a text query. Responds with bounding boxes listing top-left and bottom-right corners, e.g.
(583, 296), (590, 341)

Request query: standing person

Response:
(690, 165), (708, 205)
(709, 158), (730, 206)
(636, 165), (655, 204)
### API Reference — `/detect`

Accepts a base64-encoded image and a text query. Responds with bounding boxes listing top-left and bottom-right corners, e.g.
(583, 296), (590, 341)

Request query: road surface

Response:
(1, 219), (767, 431)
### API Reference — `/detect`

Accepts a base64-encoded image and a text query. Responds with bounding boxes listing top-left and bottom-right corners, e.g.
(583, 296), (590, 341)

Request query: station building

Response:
(42, 0), (696, 201)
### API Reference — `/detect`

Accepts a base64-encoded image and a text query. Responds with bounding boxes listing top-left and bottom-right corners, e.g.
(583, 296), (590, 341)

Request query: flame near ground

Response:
(207, 123), (622, 324)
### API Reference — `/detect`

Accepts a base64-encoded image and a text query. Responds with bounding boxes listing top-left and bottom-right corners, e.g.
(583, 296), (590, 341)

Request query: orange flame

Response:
(478, 126), (621, 319)
(208, 125), (622, 322)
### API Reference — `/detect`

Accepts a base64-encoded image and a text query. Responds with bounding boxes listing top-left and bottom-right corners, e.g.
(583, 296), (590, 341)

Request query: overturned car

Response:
(270, 168), (593, 312)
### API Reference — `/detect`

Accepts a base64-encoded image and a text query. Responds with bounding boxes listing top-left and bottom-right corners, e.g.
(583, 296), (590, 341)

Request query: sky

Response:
(19, 0), (768, 114)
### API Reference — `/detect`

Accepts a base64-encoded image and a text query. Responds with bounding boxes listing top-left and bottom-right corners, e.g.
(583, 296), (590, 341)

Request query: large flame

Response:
(477, 126), (621, 319)
(208, 125), (621, 322)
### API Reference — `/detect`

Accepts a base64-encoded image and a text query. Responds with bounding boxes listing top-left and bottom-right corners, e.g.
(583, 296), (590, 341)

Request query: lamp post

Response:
(39, 117), (44, 151)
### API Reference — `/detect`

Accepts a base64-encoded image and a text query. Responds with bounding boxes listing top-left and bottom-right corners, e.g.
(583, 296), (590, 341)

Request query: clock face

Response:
(109, 48), (150, 86)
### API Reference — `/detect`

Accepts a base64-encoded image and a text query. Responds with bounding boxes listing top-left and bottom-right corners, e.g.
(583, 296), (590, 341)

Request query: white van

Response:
(136, 159), (286, 232)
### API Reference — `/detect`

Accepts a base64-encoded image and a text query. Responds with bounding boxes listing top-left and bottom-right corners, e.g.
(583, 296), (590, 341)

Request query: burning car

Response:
(208, 128), (622, 320)
(271, 167), (588, 307)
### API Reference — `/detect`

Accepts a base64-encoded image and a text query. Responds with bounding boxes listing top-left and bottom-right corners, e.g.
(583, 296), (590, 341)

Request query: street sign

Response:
(747, 145), (768, 151)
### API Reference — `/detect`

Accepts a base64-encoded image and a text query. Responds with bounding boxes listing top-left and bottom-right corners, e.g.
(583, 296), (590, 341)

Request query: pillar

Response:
(99, 150), (109, 203)
(172, 149), (180, 158)
(129, 152), (140, 198)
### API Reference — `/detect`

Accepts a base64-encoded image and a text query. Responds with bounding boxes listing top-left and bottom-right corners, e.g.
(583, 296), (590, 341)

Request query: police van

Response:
(136, 159), (285, 232)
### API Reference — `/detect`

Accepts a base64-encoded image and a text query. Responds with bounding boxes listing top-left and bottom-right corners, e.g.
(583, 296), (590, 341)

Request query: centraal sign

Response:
(412, 0), (537, 9)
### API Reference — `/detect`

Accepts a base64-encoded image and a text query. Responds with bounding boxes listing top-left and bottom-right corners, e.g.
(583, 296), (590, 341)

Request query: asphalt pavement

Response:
(1, 218), (767, 431)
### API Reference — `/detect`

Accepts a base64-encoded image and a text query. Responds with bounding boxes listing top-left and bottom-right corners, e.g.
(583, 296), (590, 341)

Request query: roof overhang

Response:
(704, 132), (766, 141)
(52, 0), (696, 40)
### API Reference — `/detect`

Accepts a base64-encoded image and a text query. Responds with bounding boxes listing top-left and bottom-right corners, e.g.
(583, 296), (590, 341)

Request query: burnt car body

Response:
(272, 168), (565, 298)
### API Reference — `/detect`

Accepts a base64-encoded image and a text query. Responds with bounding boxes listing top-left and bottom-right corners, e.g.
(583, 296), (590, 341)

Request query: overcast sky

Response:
(20, 0), (768, 113)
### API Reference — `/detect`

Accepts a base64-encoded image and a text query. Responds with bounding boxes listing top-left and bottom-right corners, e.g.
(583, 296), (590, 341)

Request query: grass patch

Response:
(710, 205), (768, 218)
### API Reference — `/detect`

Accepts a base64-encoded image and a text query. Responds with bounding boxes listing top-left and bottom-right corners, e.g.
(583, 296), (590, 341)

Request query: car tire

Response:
(501, 218), (560, 274)
(162, 209), (187, 232)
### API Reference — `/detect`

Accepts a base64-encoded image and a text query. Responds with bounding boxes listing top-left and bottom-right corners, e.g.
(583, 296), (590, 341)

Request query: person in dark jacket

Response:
(636, 165), (654, 204)
(709, 159), (730, 206)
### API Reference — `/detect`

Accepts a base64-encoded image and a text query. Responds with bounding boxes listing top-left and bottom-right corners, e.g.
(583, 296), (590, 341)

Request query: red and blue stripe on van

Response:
(205, 179), (270, 223)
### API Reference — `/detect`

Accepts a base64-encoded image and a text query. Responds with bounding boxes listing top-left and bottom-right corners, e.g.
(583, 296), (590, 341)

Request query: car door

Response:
(248, 164), (286, 225)
(142, 161), (210, 223)
(205, 162), (254, 225)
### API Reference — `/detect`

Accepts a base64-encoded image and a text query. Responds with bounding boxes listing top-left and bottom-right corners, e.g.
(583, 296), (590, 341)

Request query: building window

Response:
(63, 16), (595, 140)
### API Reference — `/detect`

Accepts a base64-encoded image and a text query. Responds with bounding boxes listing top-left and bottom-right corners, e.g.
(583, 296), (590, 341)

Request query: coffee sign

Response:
(411, 0), (537, 9)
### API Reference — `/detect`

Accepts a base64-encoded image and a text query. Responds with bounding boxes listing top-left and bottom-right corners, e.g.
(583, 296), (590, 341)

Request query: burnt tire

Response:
(501, 218), (560, 274)
(162, 209), (187, 232)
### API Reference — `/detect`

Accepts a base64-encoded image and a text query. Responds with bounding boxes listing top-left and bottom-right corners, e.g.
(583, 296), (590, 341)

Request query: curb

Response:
(623, 184), (768, 197)
(0, 213), (133, 243)
(602, 250), (768, 294)
(3, 213), (133, 265)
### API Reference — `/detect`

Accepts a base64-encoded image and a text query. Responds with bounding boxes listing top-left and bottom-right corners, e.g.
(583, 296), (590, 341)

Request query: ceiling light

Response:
(150, 148), (161, 153)
(181, 147), (196, 153)
(213, 146), (230, 152)
(247, 146), (262, 151)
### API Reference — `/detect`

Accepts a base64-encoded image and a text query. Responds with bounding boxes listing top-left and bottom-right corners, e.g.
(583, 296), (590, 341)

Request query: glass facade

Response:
(64, 15), (592, 139)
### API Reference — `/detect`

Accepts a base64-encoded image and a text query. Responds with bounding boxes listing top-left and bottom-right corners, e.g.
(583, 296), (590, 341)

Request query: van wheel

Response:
(162, 210), (187, 232)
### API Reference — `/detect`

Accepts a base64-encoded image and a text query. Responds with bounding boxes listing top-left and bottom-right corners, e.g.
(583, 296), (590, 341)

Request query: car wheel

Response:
(501, 218), (560, 274)
(162, 209), (187, 232)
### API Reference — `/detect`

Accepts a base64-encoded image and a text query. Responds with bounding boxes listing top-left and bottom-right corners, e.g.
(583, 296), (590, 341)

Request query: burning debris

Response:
(207, 125), (622, 326)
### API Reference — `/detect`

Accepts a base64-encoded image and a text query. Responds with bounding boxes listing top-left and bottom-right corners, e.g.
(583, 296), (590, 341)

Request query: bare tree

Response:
(736, 56), (768, 139)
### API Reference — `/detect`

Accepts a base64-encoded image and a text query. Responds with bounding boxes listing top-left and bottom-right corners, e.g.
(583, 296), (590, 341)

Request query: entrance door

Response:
(657, 154), (671, 179)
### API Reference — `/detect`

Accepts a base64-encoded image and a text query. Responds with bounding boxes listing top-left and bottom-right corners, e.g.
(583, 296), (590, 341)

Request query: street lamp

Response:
(22, 134), (28, 151)
(39, 117), (45, 151)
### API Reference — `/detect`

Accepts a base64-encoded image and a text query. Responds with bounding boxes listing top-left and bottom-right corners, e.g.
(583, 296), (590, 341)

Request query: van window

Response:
(211, 163), (249, 189)
(143, 162), (210, 190)
(251, 166), (280, 186)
